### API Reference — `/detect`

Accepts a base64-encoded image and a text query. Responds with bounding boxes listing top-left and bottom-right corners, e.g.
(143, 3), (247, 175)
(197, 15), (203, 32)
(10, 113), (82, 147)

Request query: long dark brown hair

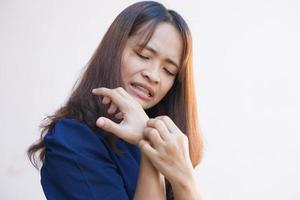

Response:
(28, 0), (203, 175)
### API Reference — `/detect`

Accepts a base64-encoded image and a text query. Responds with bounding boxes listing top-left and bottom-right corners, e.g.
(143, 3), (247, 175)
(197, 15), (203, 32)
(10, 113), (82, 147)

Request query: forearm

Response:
(133, 153), (166, 200)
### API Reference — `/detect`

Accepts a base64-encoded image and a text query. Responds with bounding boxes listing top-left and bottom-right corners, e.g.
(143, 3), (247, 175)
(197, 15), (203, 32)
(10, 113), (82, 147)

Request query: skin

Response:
(92, 22), (201, 200)
(121, 22), (182, 109)
(140, 117), (202, 200)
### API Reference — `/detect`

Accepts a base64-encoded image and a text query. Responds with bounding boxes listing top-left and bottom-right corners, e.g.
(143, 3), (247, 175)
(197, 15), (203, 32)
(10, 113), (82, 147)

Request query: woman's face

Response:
(121, 22), (183, 109)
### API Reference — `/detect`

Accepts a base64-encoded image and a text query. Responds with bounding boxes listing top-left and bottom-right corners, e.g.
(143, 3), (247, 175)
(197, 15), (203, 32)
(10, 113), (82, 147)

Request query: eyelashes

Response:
(135, 52), (176, 76)
(136, 52), (149, 60)
(163, 68), (175, 76)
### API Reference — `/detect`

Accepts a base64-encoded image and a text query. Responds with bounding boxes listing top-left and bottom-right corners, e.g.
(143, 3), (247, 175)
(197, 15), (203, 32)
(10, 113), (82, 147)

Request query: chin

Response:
(133, 97), (150, 109)
(124, 85), (155, 109)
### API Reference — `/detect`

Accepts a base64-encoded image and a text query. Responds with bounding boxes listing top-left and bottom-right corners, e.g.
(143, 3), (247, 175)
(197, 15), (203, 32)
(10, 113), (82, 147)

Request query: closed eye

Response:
(164, 68), (175, 76)
(136, 52), (150, 60)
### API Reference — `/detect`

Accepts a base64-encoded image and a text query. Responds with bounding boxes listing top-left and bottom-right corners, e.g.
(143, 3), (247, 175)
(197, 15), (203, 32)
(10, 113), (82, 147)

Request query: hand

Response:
(92, 87), (149, 144)
(100, 96), (124, 119)
(138, 116), (194, 185)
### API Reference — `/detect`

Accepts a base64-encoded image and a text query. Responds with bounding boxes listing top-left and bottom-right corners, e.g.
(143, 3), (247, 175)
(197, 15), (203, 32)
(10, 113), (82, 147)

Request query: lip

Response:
(129, 82), (155, 101)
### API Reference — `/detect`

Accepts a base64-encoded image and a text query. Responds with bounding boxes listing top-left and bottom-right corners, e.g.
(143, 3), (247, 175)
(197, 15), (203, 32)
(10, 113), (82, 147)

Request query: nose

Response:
(141, 66), (160, 84)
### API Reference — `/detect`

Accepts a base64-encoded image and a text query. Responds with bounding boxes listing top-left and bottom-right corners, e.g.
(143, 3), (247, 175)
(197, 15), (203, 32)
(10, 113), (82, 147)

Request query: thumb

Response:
(96, 117), (123, 138)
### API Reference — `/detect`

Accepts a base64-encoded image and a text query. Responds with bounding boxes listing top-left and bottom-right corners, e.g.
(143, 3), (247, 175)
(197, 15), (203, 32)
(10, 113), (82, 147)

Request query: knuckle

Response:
(140, 141), (150, 151)
(139, 141), (146, 150)
(162, 115), (170, 120)
(149, 129), (155, 134)
(147, 119), (153, 125)
(116, 87), (124, 92)
(181, 133), (188, 141)
(149, 129), (158, 137)
(153, 120), (162, 127)
(161, 115), (169, 121)
(183, 136), (189, 145)
(166, 142), (177, 153)
(176, 134), (189, 146)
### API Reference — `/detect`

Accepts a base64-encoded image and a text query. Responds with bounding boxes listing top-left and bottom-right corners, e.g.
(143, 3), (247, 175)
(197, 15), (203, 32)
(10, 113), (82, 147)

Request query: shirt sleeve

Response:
(41, 118), (129, 200)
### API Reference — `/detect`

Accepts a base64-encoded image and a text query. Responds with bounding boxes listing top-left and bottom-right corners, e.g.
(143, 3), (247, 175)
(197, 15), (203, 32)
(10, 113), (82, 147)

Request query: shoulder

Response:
(44, 118), (111, 159)
(41, 118), (132, 199)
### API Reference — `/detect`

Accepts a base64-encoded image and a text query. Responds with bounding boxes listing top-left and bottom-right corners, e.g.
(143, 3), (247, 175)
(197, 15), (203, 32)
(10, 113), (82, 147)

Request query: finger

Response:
(115, 87), (132, 99)
(96, 117), (124, 138)
(102, 96), (111, 105)
(138, 139), (158, 160)
(155, 116), (181, 134)
(146, 119), (171, 141)
(107, 102), (118, 115)
(115, 112), (123, 119)
(92, 87), (127, 111)
(143, 127), (164, 149)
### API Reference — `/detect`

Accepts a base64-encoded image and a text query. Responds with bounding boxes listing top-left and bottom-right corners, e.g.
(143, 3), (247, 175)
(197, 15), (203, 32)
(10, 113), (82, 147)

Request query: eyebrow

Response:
(139, 45), (180, 68)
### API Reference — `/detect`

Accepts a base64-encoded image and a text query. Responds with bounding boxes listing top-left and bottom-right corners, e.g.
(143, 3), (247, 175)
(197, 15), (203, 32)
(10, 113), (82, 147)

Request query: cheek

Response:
(158, 79), (175, 98)
(121, 62), (133, 82)
(122, 56), (143, 79)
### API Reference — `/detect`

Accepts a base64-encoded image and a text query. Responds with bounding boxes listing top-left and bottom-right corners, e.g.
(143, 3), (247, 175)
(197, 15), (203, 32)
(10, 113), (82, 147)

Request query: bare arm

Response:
(133, 153), (166, 200)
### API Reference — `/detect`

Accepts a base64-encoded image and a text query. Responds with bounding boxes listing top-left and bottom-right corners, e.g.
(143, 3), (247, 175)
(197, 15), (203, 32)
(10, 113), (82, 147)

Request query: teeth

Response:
(132, 84), (151, 97)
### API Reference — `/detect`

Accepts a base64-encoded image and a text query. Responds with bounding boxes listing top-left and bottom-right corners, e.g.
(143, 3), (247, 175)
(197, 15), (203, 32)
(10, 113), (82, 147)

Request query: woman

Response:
(28, 1), (203, 199)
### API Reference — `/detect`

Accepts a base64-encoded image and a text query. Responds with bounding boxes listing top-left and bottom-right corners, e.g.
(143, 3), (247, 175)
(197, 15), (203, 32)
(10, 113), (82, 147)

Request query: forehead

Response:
(127, 23), (183, 64)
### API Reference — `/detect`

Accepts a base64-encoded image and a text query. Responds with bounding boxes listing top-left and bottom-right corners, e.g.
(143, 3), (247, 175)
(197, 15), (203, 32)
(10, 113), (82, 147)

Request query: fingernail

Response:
(92, 89), (96, 93)
(97, 118), (104, 126)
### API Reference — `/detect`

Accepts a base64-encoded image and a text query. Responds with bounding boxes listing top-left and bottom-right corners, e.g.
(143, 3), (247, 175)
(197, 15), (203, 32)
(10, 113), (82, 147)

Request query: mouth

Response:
(129, 82), (154, 100)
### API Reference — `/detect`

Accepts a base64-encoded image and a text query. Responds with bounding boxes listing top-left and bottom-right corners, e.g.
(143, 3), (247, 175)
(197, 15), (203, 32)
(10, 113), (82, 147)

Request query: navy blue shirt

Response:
(41, 118), (141, 200)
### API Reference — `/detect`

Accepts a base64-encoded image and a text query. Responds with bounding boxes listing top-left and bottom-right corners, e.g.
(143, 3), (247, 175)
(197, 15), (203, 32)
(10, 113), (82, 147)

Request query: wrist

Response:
(169, 167), (196, 191)
(170, 172), (201, 200)
(135, 112), (149, 145)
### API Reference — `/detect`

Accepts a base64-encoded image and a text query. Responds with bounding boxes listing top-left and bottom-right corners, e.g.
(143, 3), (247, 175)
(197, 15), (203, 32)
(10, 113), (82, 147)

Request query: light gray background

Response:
(1, 0), (299, 199)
